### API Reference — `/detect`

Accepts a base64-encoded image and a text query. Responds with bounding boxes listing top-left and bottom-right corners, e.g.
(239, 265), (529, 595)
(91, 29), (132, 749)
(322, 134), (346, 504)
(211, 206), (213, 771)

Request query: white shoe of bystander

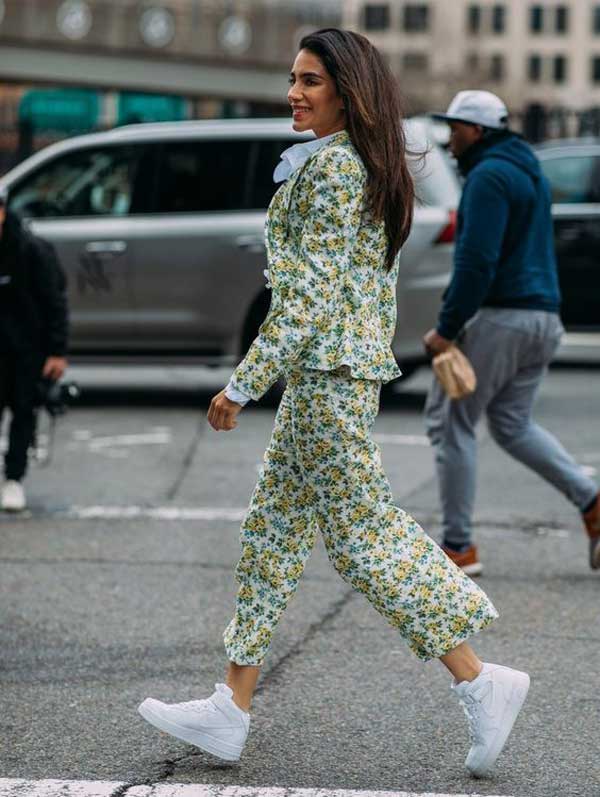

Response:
(1, 480), (26, 512)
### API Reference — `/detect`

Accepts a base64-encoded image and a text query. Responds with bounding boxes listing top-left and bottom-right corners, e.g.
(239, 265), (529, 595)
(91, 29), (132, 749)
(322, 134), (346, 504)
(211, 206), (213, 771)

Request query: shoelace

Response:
(461, 696), (484, 745)
(172, 698), (217, 714)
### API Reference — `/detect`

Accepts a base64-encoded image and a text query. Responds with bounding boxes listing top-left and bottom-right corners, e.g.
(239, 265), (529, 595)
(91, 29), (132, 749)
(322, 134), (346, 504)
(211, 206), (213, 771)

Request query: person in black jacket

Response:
(0, 189), (69, 511)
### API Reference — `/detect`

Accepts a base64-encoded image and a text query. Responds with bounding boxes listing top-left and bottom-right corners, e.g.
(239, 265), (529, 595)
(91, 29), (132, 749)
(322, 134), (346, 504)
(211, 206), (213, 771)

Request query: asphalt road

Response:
(1, 364), (599, 797)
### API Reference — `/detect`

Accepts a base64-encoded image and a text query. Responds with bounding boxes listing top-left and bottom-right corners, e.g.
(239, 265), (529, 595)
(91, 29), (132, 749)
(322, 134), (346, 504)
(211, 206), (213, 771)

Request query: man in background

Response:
(0, 188), (68, 511)
(423, 91), (599, 575)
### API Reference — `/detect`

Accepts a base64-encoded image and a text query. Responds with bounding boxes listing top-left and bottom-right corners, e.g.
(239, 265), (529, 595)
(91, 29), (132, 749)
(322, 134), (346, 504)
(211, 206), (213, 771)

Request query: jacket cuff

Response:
(228, 372), (265, 403)
(225, 380), (252, 406)
(230, 355), (281, 402)
(436, 319), (460, 342)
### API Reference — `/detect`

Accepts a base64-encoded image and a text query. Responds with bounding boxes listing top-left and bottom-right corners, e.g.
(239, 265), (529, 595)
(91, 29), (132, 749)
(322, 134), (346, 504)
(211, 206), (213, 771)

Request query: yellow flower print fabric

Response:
(223, 367), (498, 665)
(230, 130), (403, 402)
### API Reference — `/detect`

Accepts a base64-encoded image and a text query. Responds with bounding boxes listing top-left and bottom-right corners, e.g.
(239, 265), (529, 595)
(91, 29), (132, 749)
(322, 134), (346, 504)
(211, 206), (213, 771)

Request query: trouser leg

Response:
(0, 356), (9, 473)
(224, 385), (318, 665)
(424, 312), (546, 550)
(3, 352), (41, 482)
(291, 369), (498, 662)
(425, 377), (481, 550)
(486, 343), (597, 512)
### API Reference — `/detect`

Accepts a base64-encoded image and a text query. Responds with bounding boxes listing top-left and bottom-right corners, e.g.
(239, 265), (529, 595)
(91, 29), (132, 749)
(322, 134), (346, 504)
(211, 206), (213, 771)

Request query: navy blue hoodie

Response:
(437, 131), (561, 341)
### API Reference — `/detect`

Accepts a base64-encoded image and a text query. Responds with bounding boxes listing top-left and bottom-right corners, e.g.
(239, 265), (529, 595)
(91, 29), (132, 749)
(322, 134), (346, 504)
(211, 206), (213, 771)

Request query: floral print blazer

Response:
(230, 129), (403, 402)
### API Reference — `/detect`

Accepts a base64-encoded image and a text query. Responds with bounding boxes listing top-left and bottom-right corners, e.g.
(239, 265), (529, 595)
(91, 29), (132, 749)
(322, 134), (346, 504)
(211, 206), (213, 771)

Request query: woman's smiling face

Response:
(288, 49), (345, 139)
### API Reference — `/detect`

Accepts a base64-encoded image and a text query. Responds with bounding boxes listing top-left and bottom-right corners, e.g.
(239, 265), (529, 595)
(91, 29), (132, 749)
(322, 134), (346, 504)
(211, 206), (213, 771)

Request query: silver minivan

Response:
(0, 118), (459, 377)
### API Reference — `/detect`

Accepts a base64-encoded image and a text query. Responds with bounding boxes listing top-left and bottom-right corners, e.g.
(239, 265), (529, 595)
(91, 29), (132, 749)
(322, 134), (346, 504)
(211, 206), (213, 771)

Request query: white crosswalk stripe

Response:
(0, 780), (514, 797)
(372, 434), (430, 446)
(67, 505), (246, 521)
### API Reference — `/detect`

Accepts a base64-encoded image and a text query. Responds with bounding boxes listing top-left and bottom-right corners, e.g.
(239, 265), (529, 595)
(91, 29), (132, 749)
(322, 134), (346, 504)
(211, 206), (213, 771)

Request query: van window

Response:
(540, 155), (600, 203)
(249, 139), (299, 209)
(154, 140), (253, 213)
(10, 145), (154, 218)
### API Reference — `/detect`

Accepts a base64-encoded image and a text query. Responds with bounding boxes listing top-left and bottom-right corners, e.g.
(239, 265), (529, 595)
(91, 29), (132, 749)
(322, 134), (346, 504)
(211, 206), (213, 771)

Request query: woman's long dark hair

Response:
(299, 28), (414, 271)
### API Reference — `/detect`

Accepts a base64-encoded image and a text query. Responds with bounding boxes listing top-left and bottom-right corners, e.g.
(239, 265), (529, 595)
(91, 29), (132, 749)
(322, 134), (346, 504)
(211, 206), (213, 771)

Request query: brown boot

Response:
(442, 543), (482, 576)
(583, 493), (600, 570)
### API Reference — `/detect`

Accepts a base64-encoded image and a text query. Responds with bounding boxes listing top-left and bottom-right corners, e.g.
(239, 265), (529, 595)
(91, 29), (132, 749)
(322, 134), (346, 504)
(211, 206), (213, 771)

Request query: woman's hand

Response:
(207, 389), (243, 431)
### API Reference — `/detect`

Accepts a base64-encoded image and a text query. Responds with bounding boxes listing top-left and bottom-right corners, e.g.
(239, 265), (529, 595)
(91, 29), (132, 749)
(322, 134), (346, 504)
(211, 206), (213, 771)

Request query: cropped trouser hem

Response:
(223, 604), (498, 666)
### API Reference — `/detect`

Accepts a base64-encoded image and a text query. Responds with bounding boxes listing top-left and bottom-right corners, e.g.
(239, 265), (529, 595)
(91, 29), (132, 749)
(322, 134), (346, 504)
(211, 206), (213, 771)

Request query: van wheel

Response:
(241, 290), (285, 406)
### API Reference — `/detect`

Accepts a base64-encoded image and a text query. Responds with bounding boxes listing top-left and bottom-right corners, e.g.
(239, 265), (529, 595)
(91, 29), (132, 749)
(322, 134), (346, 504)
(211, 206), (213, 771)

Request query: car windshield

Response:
(539, 153), (600, 203)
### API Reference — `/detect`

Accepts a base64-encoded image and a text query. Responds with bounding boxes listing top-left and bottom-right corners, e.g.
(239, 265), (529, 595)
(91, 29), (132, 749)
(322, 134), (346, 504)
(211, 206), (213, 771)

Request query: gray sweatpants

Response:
(425, 308), (597, 550)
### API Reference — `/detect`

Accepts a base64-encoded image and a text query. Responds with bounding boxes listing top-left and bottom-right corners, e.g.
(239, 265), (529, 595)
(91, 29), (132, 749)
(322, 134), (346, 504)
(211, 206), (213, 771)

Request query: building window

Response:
(555, 5), (569, 33)
(403, 4), (429, 32)
(466, 52), (480, 72)
(553, 55), (567, 83)
(402, 52), (429, 72)
(492, 5), (506, 33)
(593, 6), (600, 33)
(490, 54), (505, 81)
(528, 54), (542, 82)
(592, 56), (600, 83)
(363, 4), (390, 31)
(467, 5), (481, 34)
(530, 5), (544, 33)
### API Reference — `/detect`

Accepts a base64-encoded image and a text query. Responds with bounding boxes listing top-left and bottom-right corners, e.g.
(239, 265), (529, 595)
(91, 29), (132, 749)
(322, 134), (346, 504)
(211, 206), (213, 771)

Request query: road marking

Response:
(9, 505), (575, 536)
(0, 780), (514, 797)
(68, 505), (246, 521)
(372, 434), (430, 446)
(86, 430), (172, 450)
(64, 428), (174, 459)
(0, 782), (118, 796)
(128, 787), (513, 797)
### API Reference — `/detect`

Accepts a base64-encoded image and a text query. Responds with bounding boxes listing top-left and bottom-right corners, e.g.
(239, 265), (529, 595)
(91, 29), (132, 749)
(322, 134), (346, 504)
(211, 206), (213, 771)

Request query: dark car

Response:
(535, 139), (600, 347)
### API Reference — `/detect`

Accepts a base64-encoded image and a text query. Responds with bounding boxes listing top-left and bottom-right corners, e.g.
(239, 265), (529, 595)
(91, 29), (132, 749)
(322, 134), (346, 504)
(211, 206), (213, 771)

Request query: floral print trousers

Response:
(223, 368), (498, 665)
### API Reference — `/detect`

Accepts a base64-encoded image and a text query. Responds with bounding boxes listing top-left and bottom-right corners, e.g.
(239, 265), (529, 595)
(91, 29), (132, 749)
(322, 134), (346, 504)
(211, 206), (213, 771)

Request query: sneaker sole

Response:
(461, 562), (483, 576)
(137, 701), (244, 762)
(467, 670), (530, 778)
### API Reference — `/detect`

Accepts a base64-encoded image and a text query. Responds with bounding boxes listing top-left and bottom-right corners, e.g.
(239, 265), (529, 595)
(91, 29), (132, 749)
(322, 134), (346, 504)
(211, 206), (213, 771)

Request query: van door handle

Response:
(85, 240), (128, 254)
(235, 235), (265, 253)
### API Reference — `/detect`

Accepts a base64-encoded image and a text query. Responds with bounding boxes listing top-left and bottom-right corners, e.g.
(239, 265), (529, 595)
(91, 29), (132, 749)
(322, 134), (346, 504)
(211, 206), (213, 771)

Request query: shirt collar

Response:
(273, 130), (348, 183)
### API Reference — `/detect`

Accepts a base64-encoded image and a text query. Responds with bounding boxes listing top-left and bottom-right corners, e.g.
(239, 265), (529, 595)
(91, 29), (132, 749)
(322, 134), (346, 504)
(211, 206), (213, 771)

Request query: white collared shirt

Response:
(225, 131), (343, 407)
(272, 131), (340, 183)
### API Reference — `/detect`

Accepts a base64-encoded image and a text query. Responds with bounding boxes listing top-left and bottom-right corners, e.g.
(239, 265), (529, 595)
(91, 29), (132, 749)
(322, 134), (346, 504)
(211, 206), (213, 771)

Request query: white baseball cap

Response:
(431, 90), (509, 130)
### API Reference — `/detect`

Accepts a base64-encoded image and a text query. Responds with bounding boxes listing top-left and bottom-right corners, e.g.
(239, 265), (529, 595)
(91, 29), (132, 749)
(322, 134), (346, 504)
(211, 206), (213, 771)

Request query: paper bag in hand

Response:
(432, 345), (477, 400)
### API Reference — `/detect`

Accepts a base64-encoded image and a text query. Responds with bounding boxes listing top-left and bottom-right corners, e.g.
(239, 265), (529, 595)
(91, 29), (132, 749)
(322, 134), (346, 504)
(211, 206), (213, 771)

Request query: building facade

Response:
(0, 0), (343, 171)
(343, 0), (600, 125)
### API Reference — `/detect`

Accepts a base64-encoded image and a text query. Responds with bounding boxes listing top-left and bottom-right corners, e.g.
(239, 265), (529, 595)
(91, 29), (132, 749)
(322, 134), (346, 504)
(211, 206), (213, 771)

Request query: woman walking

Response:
(138, 29), (529, 778)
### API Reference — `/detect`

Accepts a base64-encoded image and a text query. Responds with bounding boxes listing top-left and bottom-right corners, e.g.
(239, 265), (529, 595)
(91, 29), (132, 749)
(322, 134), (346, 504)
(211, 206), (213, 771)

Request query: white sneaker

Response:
(1, 480), (26, 512)
(138, 683), (249, 761)
(452, 662), (530, 778)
